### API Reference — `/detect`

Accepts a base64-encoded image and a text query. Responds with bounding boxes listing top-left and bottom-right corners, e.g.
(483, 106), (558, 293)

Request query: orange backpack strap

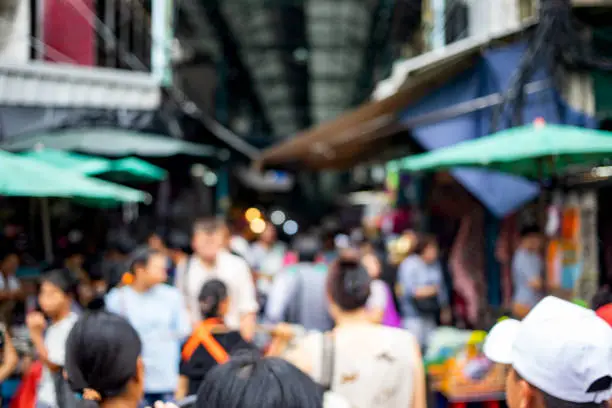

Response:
(181, 320), (229, 364)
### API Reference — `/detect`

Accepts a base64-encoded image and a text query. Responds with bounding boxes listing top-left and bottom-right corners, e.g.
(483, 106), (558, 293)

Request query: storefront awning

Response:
(257, 21), (536, 171)
(256, 54), (477, 170)
(0, 62), (160, 110)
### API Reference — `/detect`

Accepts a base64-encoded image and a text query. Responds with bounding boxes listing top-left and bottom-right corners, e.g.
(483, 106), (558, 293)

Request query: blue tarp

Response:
(399, 42), (596, 217)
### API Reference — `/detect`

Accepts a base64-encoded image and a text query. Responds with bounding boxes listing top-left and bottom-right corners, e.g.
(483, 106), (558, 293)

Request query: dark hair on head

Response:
(520, 225), (542, 238)
(196, 353), (323, 408)
(199, 279), (228, 319)
(292, 234), (321, 263)
(414, 234), (438, 256)
(41, 268), (78, 298)
(128, 248), (162, 274)
(512, 368), (607, 408)
(193, 217), (226, 235)
(327, 258), (371, 311)
(65, 301), (142, 407)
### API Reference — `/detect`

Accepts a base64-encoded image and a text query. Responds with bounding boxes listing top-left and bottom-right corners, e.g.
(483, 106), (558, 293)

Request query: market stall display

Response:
(425, 327), (507, 408)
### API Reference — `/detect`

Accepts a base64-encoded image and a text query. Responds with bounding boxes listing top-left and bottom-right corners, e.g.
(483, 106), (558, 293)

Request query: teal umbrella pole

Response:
(41, 198), (53, 263)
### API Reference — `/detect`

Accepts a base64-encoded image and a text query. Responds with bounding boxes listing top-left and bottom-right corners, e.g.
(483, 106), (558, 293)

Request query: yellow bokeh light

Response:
(250, 218), (267, 234)
(245, 207), (261, 222)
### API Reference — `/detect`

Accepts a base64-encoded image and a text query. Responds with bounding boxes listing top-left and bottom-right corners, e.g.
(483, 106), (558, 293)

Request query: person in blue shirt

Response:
(397, 235), (451, 349)
(106, 248), (191, 407)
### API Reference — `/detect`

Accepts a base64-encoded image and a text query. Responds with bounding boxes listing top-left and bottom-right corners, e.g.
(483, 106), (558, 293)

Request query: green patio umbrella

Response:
(395, 123), (612, 179)
(22, 149), (111, 175)
(0, 149), (146, 202)
(0, 149), (148, 261)
(23, 149), (167, 182)
(105, 157), (167, 182)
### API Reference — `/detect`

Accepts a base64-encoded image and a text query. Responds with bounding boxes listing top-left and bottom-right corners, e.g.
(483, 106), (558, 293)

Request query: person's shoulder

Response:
(220, 251), (250, 271)
(154, 283), (182, 299)
(50, 312), (79, 333)
(105, 286), (123, 303)
(370, 279), (387, 291)
(377, 325), (419, 352)
(218, 330), (252, 350)
(66, 312), (80, 325)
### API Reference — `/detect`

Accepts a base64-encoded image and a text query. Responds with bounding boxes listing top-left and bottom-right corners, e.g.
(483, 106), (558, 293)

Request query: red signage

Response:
(43, 0), (95, 66)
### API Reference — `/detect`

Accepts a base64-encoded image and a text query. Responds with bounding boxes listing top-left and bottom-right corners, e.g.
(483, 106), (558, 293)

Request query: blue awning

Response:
(399, 41), (595, 217)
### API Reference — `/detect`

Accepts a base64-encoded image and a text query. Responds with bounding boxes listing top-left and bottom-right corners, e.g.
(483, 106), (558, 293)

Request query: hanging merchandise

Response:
(561, 193), (582, 291)
(574, 191), (599, 304)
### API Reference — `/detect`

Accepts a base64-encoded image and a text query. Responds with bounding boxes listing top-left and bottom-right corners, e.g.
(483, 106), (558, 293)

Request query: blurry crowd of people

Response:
(0, 216), (448, 408)
(2, 214), (602, 408)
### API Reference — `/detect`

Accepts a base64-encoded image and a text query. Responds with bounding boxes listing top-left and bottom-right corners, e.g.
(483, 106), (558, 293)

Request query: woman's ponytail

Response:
(198, 279), (229, 320)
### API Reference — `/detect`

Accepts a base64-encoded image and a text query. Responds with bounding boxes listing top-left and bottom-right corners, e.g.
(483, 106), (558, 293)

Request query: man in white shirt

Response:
(175, 218), (258, 341)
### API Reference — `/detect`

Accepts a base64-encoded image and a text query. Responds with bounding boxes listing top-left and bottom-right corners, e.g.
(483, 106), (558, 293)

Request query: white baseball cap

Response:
(484, 296), (612, 404)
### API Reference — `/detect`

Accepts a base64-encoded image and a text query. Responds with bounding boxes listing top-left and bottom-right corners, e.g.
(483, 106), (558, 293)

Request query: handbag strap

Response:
(320, 332), (335, 392)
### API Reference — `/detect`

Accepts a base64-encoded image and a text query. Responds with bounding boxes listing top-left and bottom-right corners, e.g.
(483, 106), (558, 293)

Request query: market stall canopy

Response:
(0, 149), (147, 205)
(22, 149), (167, 183)
(256, 55), (477, 170)
(256, 23), (534, 171)
(1, 128), (216, 157)
(393, 123), (612, 179)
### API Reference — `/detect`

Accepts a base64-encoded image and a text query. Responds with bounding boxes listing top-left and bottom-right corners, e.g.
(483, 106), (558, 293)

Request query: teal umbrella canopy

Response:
(106, 157), (167, 182)
(22, 149), (111, 174)
(396, 124), (612, 179)
(23, 149), (167, 183)
(0, 149), (146, 205)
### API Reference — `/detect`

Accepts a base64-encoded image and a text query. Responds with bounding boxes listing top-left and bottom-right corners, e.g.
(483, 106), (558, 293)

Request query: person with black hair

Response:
(485, 297), (612, 408)
(64, 304), (179, 408)
(176, 279), (254, 399)
(511, 226), (544, 318)
(105, 249), (191, 407)
(195, 354), (333, 408)
(65, 306), (144, 408)
(27, 269), (79, 408)
(284, 258), (426, 408)
(265, 234), (334, 332)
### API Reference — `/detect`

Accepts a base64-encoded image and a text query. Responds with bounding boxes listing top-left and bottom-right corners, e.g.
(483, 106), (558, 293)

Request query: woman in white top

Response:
(284, 258), (427, 408)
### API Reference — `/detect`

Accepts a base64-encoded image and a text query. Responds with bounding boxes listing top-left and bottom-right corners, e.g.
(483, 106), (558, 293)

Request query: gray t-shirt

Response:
(37, 313), (79, 407)
(265, 263), (334, 332)
(512, 248), (543, 307)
